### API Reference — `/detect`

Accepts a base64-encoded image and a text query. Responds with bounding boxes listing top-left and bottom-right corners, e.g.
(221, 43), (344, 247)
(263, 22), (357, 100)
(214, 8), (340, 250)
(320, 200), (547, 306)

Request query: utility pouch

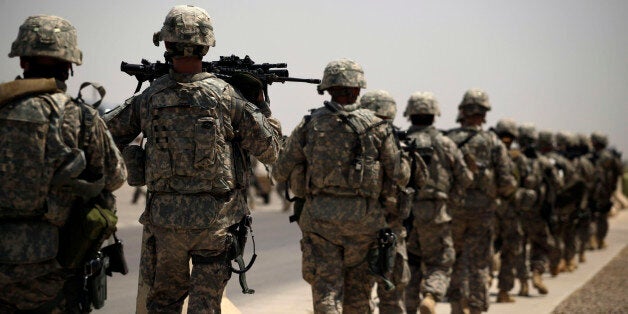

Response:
(101, 233), (128, 275)
(122, 145), (146, 186)
(368, 228), (397, 291)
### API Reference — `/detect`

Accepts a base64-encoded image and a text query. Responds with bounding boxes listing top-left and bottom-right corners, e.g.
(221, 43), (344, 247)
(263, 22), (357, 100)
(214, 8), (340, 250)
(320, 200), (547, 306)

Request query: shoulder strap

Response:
(456, 130), (480, 149)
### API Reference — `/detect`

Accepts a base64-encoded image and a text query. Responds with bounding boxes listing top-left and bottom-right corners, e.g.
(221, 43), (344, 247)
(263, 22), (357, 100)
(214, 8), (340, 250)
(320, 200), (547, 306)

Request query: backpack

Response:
(0, 78), (73, 218)
(304, 102), (387, 198)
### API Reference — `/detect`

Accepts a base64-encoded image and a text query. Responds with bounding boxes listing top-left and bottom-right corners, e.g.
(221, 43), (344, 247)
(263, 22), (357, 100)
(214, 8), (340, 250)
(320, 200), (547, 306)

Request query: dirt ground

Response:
(552, 245), (628, 314)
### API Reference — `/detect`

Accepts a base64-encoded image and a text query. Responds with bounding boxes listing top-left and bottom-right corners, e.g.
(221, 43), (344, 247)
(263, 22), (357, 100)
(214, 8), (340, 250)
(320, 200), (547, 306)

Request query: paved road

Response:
(100, 185), (628, 313)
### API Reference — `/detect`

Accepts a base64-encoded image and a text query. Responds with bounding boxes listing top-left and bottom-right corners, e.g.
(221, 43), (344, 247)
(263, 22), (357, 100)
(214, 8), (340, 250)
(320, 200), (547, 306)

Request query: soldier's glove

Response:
(228, 72), (272, 117)
(51, 149), (86, 188)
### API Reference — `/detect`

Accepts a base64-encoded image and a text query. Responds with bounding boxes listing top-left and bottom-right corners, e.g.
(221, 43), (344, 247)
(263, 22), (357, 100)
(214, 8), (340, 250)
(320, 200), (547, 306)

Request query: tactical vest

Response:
(304, 105), (385, 199)
(142, 76), (235, 195)
(406, 128), (451, 199)
(0, 89), (71, 217)
(448, 128), (498, 198)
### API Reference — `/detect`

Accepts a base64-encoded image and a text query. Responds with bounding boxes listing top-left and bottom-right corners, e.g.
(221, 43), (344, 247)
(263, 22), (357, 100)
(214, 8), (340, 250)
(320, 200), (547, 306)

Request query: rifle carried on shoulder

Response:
(121, 55), (321, 101)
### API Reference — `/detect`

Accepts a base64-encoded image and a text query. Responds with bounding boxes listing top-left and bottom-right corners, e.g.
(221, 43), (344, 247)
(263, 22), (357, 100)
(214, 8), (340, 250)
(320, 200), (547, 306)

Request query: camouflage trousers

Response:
(405, 200), (455, 313)
(592, 211), (610, 246)
(447, 208), (494, 312)
(0, 260), (65, 313)
(376, 234), (411, 314)
(494, 204), (525, 291)
(519, 210), (556, 274)
(576, 208), (593, 255)
(550, 203), (578, 268)
(136, 225), (154, 314)
(145, 225), (232, 314)
(301, 231), (376, 314)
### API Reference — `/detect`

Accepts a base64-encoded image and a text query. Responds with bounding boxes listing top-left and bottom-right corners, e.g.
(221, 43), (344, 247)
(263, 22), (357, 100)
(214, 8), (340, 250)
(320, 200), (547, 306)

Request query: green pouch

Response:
(58, 204), (118, 269)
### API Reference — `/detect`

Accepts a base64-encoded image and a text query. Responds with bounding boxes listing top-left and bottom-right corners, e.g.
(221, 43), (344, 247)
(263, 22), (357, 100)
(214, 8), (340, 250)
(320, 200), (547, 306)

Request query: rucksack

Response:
(0, 78), (74, 218)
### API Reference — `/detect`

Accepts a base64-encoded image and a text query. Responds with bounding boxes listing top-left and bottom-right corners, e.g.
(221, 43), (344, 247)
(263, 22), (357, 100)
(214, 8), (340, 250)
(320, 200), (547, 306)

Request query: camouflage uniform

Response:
(360, 90), (421, 314)
(400, 92), (472, 314)
(538, 131), (579, 274)
(589, 132), (623, 249)
(105, 6), (282, 313)
(573, 134), (596, 264)
(516, 124), (561, 296)
(273, 60), (408, 314)
(491, 119), (527, 302)
(0, 15), (123, 313)
(445, 89), (516, 313)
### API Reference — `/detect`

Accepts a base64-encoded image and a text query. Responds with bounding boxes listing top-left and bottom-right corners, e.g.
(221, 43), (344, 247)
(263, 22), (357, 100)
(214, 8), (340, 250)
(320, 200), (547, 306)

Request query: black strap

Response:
(456, 130), (480, 149)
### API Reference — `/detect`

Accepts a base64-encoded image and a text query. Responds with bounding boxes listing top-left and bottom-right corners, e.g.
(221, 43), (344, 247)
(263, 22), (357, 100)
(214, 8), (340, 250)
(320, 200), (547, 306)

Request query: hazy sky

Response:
(1, 0), (627, 154)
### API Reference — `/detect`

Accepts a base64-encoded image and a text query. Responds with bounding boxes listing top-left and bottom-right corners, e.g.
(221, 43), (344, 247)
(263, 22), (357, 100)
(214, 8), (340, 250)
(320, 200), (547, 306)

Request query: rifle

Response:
(120, 55), (321, 100)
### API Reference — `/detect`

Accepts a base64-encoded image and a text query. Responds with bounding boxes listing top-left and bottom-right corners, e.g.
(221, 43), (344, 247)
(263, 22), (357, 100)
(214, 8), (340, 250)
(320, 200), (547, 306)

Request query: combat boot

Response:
(588, 236), (598, 250)
(532, 271), (548, 294)
(599, 240), (607, 249)
(579, 251), (586, 263)
(496, 290), (515, 303)
(557, 258), (567, 273)
(450, 299), (470, 314)
(566, 258), (578, 272)
(469, 307), (483, 314)
(518, 279), (530, 296)
(419, 293), (436, 314)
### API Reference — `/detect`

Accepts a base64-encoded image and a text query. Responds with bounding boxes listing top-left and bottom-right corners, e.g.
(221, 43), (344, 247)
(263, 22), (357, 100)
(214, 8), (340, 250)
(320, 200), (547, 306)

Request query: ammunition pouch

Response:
(58, 200), (118, 269)
(122, 145), (146, 187)
(367, 228), (397, 291)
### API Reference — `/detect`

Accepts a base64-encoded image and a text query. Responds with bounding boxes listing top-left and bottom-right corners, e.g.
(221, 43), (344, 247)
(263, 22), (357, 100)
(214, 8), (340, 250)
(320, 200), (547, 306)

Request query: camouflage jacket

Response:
(105, 71), (281, 230)
(591, 148), (623, 209)
(446, 125), (517, 210)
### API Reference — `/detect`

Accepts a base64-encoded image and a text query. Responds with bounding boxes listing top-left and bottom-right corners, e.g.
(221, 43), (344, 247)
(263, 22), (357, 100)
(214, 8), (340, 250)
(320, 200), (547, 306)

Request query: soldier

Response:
(589, 132), (623, 250)
(360, 90), (418, 314)
(273, 59), (409, 313)
(401, 92), (473, 314)
(553, 131), (590, 273)
(491, 119), (533, 303)
(574, 134), (596, 264)
(445, 89), (517, 314)
(104, 5), (282, 313)
(517, 123), (560, 296)
(1, 15), (126, 313)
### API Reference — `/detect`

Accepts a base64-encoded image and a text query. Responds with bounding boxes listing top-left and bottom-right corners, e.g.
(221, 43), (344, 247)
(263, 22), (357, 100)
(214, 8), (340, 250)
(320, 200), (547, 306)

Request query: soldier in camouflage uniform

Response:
(574, 134), (596, 264)
(539, 131), (584, 276)
(401, 92), (473, 314)
(589, 132), (623, 250)
(1, 15), (125, 313)
(360, 90), (420, 314)
(104, 5), (282, 313)
(516, 124), (560, 297)
(445, 89), (517, 314)
(553, 132), (592, 272)
(492, 119), (542, 303)
(273, 60), (409, 313)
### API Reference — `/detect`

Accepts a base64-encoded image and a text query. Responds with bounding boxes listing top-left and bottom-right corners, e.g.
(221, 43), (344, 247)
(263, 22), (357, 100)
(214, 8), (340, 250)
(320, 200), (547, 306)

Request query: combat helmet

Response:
(359, 90), (396, 120)
(9, 15), (82, 65)
(317, 58), (366, 94)
(538, 130), (554, 150)
(590, 132), (609, 148)
(494, 118), (519, 138)
(458, 88), (491, 116)
(518, 123), (538, 148)
(555, 131), (577, 150)
(153, 5), (215, 57)
(404, 91), (441, 117)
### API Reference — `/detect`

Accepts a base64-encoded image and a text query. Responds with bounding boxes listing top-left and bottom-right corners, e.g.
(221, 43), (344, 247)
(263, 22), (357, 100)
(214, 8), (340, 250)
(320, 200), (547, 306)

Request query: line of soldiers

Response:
(273, 59), (624, 314)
